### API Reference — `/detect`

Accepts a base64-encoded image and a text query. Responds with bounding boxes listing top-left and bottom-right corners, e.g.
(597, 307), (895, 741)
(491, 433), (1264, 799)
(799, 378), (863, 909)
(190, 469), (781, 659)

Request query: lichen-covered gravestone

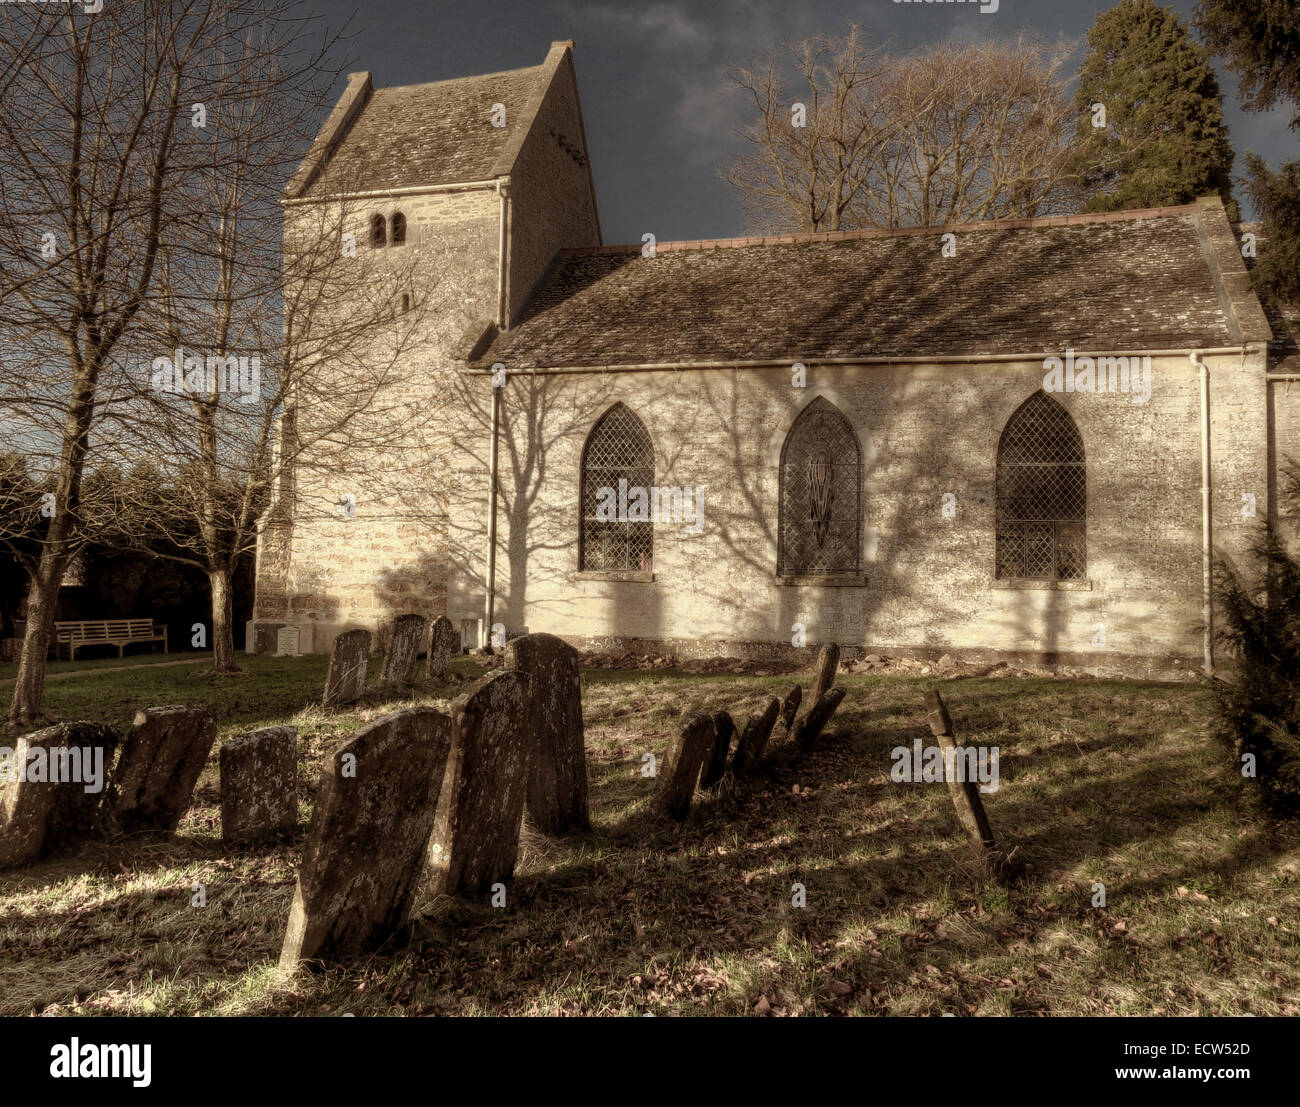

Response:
(653, 712), (715, 821)
(426, 615), (457, 680)
(322, 629), (371, 708)
(424, 670), (533, 896)
(279, 706), (452, 970)
(220, 726), (298, 844)
(0, 722), (119, 869)
(503, 632), (588, 834)
(381, 614), (426, 688)
(108, 705), (217, 834)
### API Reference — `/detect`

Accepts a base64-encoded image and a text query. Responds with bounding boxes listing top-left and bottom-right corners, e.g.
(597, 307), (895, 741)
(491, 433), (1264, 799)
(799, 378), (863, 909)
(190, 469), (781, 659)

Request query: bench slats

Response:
(51, 619), (169, 659)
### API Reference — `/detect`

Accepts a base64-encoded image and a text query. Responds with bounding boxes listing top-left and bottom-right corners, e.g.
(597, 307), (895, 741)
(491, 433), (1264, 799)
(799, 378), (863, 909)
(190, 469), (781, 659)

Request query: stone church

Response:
(252, 41), (1300, 675)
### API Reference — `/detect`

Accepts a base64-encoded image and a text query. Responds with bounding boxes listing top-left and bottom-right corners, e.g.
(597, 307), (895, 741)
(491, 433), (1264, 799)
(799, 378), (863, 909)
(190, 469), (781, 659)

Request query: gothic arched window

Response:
(580, 403), (654, 572)
(390, 212), (406, 246)
(778, 397), (861, 576)
(996, 391), (1086, 580)
(370, 213), (387, 248)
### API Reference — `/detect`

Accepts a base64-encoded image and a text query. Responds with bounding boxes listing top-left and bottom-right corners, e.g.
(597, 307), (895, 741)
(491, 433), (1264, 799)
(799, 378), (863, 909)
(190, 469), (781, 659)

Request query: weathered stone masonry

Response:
(254, 41), (1297, 673)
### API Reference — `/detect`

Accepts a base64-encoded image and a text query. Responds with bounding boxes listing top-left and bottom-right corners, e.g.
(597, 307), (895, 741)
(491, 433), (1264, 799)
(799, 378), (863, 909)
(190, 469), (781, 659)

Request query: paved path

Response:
(0, 656), (212, 688)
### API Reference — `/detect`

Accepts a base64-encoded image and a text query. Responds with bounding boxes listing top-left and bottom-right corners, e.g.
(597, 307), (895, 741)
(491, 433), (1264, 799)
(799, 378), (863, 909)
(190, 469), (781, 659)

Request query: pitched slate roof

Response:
(302, 65), (544, 196)
(478, 204), (1251, 370)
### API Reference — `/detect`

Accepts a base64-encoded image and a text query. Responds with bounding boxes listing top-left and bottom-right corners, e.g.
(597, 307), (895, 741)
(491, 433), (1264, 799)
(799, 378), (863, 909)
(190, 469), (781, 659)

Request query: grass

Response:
(0, 649), (214, 684)
(1, 658), (1297, 1016)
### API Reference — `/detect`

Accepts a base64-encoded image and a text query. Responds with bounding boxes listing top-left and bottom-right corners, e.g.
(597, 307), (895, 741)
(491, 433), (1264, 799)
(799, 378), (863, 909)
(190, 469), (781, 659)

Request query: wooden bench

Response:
(54, 619), (168, 661)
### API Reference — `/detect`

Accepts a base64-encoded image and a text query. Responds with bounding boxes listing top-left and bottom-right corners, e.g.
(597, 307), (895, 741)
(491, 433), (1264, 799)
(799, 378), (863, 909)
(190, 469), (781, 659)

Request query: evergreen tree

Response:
(1244, 154), (1300, 306)
(1213, 462), (1300, 815)
(1196, 0), (1300, 131)
(1197, 2), (1300, 308)
(1072, 0), (1235, 213)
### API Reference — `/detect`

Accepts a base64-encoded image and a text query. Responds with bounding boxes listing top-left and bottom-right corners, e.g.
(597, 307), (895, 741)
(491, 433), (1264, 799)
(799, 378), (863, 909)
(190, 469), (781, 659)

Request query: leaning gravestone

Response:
(699, 711), (736, 789)
(769, 684), (803, 748)
(0, 722), (119, 869)
(381, 614), (426, 688)
(426, 615), (457, 680)
(108, 705), (218, 834)
(424, 670), (533, 896)
(730, 697), (781, 775)
(807, 644), (840, 711)
(653, 713), (716, 821)
(220, 726), (298, 844)
(503, 632), (588, 834)
(322, 629), (371, 708)
(925, 690), (996, 853)
(279, 707), (452, 970)
(796, 687), (846, 752)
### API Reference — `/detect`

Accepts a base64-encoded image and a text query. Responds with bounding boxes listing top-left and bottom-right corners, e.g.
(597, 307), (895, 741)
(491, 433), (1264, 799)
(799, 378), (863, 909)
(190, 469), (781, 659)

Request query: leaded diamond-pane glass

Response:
(778, 397), (861, 576)
(996, 392), (1086, 580)
(580, 404), (654, 572)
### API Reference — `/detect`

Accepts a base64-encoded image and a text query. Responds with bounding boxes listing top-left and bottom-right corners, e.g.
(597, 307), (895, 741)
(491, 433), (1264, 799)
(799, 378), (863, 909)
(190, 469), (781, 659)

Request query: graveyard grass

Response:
(1, 657), (1297, 1016)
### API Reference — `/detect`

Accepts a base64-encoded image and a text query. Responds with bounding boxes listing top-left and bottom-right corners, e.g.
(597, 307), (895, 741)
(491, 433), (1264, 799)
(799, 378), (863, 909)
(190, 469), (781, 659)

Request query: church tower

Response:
(251, 41), (601, 654)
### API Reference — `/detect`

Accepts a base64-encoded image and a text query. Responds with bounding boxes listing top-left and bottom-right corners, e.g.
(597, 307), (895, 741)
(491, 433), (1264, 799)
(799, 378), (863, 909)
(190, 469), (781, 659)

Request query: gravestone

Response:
(653, 712), (715, 821)
(220, 726), (298, 843)
(769, 684), (803, 748)
(503, 632), (588, 834)
(0, 722), (119, 869)
(322, 629), (371, 708)
(381, 614), (426, 688)
(424, 670), (533, 896)
(730, 696), (781, 775)
(279, 706), (452, 970)
(791, 644), (838, 745)
(925, 690), (996, 852)
(807, 644), (840, 711)
(108, 706), (218, 833)
(796, 687), (846, 752)
(699, 710), (735, 789)
(426, 615), (457, 680)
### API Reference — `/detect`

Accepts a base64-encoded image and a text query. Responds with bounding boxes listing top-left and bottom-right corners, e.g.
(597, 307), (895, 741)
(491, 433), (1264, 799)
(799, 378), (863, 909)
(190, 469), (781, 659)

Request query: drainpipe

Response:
(1192, 351), (1213, 675)
(484, 178), (509, 648)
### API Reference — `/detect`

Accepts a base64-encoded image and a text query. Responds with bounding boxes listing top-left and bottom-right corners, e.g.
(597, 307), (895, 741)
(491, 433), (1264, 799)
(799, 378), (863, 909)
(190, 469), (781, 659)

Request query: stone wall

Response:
(505, 49), (601, 323)
(253, 188), (501, 652)
(477, 349), (1270, 667)
(1272, 376), (1300, 553)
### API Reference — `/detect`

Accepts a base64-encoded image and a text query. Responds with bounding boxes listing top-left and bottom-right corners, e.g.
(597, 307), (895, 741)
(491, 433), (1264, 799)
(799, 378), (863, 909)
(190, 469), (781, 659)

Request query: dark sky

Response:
(296, 0), (1295, 242)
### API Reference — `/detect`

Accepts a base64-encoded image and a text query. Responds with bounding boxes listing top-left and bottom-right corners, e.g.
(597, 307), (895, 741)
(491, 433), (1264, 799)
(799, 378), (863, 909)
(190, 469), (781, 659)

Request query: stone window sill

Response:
(993, 578), (1093, 591)
(776, 574), (868, 587)
(574, 570), (655, 583)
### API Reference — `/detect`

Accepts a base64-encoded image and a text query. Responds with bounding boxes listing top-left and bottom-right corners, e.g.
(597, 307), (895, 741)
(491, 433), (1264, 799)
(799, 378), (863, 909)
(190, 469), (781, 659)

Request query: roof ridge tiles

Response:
(369, 63), (545, 95)
(558, 203), (1203, 257)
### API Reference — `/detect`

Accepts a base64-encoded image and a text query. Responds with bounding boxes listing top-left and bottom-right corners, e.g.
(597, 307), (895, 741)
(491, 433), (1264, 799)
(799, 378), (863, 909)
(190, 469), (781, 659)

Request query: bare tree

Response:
(0, 0), (438, 721)
(0, 0), (235, 725)
(723, 28), (1081, 233)
(97, 20), (440, 675)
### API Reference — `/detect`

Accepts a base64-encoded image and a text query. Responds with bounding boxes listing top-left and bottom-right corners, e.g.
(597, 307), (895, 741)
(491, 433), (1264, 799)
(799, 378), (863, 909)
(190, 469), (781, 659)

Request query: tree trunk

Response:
(7, 546), (66, 727)
(209, 567), (241, 674)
